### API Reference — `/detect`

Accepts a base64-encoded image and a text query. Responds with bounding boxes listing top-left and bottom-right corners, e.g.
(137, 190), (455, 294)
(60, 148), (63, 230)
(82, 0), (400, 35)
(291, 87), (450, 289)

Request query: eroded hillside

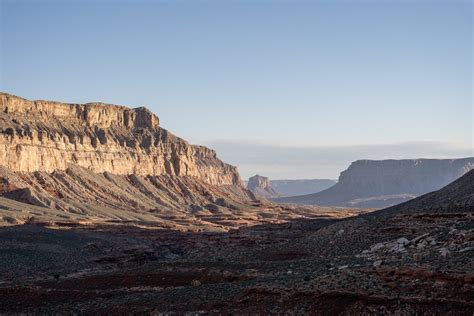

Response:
(0, 93), (361, 230)
(0, 93), (239, 185)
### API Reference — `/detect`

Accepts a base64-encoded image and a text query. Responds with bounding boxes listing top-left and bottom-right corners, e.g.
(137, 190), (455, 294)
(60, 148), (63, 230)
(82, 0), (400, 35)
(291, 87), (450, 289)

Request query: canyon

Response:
(0, 92), (472, 314)
(0, 93), (357, 230)
(0, 169), (472, 314)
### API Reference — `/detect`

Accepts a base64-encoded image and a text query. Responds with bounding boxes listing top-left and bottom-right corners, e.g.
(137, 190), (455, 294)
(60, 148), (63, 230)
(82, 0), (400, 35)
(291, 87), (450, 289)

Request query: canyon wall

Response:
(0, 93), (240, 185)
(275, 158), (474, 208)
(336, 159), (474, 197)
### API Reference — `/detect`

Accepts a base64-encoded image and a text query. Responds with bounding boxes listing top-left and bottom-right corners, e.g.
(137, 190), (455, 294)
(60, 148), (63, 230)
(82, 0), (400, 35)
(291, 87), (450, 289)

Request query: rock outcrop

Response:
(0, 93), (240, 185)
(247, 175), (280, 198)
(0, 164), (257, 229)
(274, 158), (474, 208)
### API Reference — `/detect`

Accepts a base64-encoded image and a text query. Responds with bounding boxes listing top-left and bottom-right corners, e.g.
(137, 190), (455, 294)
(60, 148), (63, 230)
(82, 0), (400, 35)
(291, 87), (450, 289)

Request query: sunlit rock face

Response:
(0, 92), (240, 185)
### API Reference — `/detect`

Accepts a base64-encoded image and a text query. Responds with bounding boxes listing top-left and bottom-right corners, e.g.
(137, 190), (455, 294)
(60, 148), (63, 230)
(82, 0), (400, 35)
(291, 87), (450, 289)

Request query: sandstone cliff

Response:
(0, 93), (240, 185)
(247, 174), (280, 198)
(274, 158), (474, 208)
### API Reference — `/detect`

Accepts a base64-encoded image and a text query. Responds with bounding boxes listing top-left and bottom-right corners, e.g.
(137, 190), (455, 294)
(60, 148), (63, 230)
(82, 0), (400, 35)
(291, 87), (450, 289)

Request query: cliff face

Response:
(274, 158), (474, 208)
(0, 93), (241, 185)
(0, 93), (159, 129)
(336, 159), (474, 197)
(247, 175), (280, 198)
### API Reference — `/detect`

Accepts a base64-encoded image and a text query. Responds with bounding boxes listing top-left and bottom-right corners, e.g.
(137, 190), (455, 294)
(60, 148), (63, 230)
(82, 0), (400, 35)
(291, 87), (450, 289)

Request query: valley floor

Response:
(0, 207), (472, 314)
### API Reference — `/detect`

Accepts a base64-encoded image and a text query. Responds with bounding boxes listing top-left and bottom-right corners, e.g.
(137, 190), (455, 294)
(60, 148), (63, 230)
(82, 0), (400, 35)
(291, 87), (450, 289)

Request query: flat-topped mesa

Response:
(338, 158), (474, 196)
(0, 93), (159, 129)
(0, 92), (241, 186)
(275, 157), (474, 208)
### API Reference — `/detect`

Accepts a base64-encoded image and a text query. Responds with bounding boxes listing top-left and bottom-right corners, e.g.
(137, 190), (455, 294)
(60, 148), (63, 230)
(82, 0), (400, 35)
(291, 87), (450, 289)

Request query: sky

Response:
(1, 0), (472, 179)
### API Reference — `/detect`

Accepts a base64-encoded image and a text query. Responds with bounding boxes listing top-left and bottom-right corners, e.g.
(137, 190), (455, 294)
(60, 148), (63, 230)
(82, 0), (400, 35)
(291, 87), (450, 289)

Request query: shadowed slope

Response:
(275, 158), (474, 208)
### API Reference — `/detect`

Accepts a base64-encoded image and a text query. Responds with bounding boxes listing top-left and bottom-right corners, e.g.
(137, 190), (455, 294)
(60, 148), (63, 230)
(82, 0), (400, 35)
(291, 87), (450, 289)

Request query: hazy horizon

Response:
(1, 0), (472, 178)
(208, 140), (473, 180)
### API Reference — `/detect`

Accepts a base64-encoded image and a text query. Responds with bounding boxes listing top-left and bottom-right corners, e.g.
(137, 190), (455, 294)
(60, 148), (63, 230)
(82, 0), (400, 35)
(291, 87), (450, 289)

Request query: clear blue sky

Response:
(1, 0), (472, 179)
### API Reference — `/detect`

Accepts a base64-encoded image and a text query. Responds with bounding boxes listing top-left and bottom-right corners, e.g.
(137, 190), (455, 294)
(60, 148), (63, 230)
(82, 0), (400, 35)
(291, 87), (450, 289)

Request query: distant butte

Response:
(247, 174), (281, 199)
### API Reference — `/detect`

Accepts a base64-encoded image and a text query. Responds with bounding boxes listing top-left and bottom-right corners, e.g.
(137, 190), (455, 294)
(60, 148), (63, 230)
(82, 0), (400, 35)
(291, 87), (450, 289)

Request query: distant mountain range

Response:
(274, 158), (474, 208)
(246, 176), (336, 198)
(270, 179), (337, 197)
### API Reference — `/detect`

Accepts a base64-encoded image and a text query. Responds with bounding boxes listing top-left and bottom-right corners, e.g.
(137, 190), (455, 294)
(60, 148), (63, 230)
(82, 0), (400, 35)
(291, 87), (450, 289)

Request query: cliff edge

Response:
(275, 158), (474, 208)
(0, 92), (240, 185)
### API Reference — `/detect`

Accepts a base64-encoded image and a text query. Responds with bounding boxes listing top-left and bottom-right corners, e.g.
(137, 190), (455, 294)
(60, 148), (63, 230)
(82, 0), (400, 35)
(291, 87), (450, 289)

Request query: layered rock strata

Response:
(0, 93), (240, 185)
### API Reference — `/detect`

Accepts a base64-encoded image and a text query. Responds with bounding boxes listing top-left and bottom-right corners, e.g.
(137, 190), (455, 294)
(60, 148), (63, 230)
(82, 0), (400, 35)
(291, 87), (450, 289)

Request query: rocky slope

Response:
(0, 92), (246, 228)
(0, 164), (252, 229)
(0, 166), (471, 314)
(0, 93), (347, 230)
(270, 179), (336, 196)
(247, 175), (280, 198)
(275, 158), (474, 208)
(0, 92), (239, 185)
